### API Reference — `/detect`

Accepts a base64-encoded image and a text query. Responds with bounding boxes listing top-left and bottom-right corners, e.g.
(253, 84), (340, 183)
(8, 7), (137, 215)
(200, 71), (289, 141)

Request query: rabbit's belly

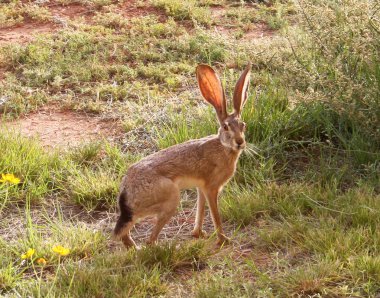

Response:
(174, 176), (205, 190)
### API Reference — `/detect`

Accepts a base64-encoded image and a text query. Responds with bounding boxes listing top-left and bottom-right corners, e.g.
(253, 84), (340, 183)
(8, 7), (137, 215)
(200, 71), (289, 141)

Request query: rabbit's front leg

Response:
(192, 188), (207, 238)
(205, 188), (230, 245)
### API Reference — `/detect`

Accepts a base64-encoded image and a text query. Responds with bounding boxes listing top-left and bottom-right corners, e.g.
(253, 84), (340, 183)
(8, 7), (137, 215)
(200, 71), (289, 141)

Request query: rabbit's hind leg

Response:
(147, 181), (180, 245)
(120, 221), (137, 248)
(114, 190), (137, 249)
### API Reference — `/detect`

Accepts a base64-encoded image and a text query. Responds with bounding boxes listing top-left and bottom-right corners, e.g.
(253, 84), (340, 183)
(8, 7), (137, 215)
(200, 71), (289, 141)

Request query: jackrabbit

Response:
(114, 63), (251, 248)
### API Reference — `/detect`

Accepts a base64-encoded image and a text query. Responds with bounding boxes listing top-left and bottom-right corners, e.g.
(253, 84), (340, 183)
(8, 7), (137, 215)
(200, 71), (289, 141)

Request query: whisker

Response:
(244, 143), (263, 157)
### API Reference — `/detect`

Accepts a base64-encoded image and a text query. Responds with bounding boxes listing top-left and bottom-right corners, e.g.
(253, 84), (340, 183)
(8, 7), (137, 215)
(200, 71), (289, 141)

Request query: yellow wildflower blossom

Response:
(36, 258), (47, 265)
(52, 245), (70, 256)
(21, 248), (35, 259)
(0, 173), (20, 184)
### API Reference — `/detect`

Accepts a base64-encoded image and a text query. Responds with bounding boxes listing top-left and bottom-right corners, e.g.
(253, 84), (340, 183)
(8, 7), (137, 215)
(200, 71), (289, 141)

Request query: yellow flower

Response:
(36, 258), (47, 265)
(52, 245), (70, 256)
(21, 248), (35, 259)
(0, 173), (20, 184)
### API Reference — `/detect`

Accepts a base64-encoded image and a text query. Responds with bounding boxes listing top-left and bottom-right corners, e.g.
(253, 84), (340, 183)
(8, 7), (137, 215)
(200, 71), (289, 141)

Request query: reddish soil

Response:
(0, 1), (95, 45)
(213, 22), (274, 41)
(0, 22), (58, 45)
(118, 0), (167, 21)
(4, 106), (122, 148)
(0, 0), (164, 45)
(0, 67), (6, 80)
(242, 23), (275, 40)
(47, 2), (92, 20)
(210, 5), (226, 18)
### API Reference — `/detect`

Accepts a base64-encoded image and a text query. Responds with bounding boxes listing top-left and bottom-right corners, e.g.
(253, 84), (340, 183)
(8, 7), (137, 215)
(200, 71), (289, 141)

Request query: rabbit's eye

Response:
(223, 123), (229, 131)
(240, 122), (246, 131)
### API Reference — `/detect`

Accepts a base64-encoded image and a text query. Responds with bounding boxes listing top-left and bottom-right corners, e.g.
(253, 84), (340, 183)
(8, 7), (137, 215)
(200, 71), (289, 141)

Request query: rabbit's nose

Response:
(236, 139), (244, 147)
(236, 139), (244, 148)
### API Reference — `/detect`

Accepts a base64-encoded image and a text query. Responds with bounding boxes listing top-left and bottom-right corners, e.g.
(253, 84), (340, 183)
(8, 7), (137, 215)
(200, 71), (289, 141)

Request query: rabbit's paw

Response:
(216, 234), (231, 246)
(191, 229), (208, 238)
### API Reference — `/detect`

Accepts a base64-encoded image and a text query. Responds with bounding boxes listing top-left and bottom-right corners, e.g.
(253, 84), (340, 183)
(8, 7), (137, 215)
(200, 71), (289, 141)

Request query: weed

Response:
(152, 0), (212, 26)
(0, 2), (51, 28)
(0, 131), (62, 206)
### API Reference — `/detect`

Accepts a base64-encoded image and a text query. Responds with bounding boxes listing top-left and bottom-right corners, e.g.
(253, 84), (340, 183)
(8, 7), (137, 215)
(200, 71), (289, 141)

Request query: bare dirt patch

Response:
(213, 22), (275, 41)
(116, 0), (167, 21)
(47, 2), (92, 20)
(3, 106), (122, 148)
(0, 21), (57, 45)
(0, 66), (6, 80)
(241, 23), (275, 40)
(0, 1), (93, 45)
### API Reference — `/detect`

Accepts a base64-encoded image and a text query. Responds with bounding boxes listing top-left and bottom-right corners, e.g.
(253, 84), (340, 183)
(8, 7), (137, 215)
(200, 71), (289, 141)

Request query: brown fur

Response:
(114, 64), (251, 248)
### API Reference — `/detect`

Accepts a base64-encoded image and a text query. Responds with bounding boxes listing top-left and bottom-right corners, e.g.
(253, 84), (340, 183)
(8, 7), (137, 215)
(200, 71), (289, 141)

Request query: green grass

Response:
(1, 0), (380, 296)
(0, 2), (51, 28)
(0, 15), (234, 117)
(39, 240), (210, 297)
(0, 132), (62, 207)
(0, 132), (135, 210)
(0, 203), (211, 297)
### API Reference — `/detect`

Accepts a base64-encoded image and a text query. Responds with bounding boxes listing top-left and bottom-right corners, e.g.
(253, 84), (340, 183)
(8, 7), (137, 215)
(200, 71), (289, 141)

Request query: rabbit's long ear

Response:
(233, 63), (251, 117)
(196, 64), (227, 123)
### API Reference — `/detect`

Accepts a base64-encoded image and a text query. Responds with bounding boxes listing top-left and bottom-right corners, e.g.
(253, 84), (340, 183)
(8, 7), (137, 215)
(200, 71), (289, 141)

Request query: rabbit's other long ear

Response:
(233, 63), (251, 117)
(196, 64), (227, 123)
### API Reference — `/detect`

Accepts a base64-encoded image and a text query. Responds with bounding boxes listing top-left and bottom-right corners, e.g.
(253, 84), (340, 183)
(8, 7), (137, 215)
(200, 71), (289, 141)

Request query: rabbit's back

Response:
(121, 135), (240, 206)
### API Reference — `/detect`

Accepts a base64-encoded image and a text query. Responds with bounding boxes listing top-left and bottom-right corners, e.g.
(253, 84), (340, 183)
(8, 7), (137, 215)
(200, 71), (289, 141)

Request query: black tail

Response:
(113, 190), (133, 236)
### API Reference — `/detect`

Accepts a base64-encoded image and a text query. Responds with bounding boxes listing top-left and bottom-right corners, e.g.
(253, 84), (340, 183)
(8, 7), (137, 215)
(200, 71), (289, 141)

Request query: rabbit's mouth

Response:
(234, 139), (246, 151)
(231, 140), (246, 151)
(236, 143), (246, 151)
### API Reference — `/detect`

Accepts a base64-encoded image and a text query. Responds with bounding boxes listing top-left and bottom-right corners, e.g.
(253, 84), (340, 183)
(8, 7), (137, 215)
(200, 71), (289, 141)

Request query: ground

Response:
(1, 0), (380, 297)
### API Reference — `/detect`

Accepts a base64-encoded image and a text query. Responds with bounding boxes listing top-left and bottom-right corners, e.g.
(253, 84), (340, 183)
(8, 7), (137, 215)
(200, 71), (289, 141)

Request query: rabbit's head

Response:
(196, 63), (251, 151)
